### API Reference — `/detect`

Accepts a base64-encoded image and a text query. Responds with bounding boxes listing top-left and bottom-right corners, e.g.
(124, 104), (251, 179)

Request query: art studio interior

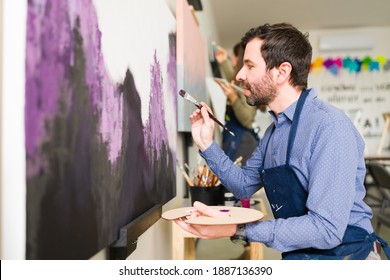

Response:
(1, 0), (389, 260)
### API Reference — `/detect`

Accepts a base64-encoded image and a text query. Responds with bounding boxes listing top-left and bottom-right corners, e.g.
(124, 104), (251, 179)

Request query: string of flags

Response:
(310, 55), (390, 76)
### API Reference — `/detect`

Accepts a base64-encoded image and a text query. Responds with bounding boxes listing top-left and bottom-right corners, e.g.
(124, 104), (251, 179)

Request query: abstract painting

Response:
(25, 0), (176, 259)
(176, 0), (206, 132)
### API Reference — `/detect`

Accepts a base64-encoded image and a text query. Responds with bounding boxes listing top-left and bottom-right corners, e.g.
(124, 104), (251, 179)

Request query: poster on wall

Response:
(176, 0), (206, 132)
(25, 0), (176, 259)
(309, 56), (390, 155)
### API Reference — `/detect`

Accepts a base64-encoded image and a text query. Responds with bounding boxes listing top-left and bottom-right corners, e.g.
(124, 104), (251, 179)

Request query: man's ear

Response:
(275, 62), (292, 84)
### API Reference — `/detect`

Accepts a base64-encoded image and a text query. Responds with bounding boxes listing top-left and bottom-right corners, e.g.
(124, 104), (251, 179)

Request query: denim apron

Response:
(260, 90), (390, 260)
(222, 105), (259, 163)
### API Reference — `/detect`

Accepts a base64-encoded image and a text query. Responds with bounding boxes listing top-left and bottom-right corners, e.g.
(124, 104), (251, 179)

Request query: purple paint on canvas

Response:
(25, 0), (74, 176)
(168, 32), (177, 118)
(26, 0), (123, 177)
(26, 0), (176, 259)
(144, 51), (169, 163)
(71, 0), (123, 162)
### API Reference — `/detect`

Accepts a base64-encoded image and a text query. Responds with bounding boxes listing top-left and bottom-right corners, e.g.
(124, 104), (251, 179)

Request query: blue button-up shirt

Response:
(201, 88), (373, 252)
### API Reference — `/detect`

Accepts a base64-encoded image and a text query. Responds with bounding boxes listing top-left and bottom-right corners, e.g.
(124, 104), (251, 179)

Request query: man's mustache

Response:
(239, 81), (252, 91)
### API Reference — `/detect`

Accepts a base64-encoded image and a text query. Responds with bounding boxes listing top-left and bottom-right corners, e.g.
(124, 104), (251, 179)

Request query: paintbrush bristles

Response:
(179, 89), (200, 107)
(178, 89), (235, 137)
(178, 89), (186, 97)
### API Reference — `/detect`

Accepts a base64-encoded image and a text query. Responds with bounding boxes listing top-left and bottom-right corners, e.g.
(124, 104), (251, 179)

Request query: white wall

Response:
(308, 26), (390, 154)
(0, 0), (27, 259)
(0, 0), (3, 260)
(308, 26), (390, 58)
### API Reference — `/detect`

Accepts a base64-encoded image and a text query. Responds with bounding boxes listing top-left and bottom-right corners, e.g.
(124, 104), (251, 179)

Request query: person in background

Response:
(214, 43), (259, 165)
(215, 42), (242, 82)
(176, 23), (390, 260)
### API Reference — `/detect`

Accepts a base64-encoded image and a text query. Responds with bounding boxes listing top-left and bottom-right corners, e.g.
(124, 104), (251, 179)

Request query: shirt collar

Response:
(268, 88), (317, 123)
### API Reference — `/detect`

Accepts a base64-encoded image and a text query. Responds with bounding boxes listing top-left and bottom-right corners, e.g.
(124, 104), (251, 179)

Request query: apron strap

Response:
(262, 89), (310, 165)
(286, 89), (309, 164)
(262, 124), (275, 163)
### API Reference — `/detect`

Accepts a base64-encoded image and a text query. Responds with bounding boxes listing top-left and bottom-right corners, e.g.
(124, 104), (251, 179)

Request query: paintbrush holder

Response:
(189, 186), (225, 206)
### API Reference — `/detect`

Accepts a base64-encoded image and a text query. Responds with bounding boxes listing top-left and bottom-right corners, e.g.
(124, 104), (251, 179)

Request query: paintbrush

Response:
(184, 163), (197, 180)
(178, 89), (235, 136)
(176, 160), (194, 187)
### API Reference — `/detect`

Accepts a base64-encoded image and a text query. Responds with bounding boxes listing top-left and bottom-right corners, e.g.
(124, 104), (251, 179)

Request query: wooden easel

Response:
(376, 113), (390, 155)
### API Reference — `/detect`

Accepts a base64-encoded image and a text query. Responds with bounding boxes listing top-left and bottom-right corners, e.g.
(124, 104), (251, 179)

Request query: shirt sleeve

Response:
(246, 120), (360, 252)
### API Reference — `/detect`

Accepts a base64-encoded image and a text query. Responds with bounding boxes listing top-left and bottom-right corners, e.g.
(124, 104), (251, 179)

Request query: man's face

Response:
(235, 38), (277, 106)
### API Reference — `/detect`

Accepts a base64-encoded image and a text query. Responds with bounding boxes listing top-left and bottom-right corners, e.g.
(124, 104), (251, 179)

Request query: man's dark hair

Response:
(241, 23), (312, 89)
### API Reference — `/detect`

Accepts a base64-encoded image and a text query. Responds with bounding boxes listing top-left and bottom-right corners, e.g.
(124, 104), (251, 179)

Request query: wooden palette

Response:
(162, 206), (264, 225)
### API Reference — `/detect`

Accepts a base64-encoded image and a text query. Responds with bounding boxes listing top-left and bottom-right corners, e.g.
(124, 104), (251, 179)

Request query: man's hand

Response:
(174, 201), (237, 239)
(190, 102), (214, 152)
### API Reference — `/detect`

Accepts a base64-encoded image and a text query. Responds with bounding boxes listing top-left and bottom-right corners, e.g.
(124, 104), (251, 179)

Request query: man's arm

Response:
(201, 142), (263, 198)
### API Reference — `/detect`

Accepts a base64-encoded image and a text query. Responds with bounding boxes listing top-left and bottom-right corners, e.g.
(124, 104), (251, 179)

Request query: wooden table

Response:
(171, 198), (268, 260)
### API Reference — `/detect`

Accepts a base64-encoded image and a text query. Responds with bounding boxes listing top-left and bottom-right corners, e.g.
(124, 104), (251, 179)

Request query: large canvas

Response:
(176, 0), (206, 131)
(25, 0), (176, 259)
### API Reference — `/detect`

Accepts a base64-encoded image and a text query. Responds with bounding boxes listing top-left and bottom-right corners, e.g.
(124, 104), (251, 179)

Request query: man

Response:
(175, 23), (389, 260)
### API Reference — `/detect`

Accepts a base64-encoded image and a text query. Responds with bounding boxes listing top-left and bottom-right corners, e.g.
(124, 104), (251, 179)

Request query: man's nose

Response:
(235, 67), (245, 82)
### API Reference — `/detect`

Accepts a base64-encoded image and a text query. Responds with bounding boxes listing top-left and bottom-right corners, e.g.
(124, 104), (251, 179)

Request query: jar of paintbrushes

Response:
(176, 160), (225, 206)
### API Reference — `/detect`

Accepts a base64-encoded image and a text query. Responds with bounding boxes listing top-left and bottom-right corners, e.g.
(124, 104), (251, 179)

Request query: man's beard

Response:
(241, 73), (277, 106)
